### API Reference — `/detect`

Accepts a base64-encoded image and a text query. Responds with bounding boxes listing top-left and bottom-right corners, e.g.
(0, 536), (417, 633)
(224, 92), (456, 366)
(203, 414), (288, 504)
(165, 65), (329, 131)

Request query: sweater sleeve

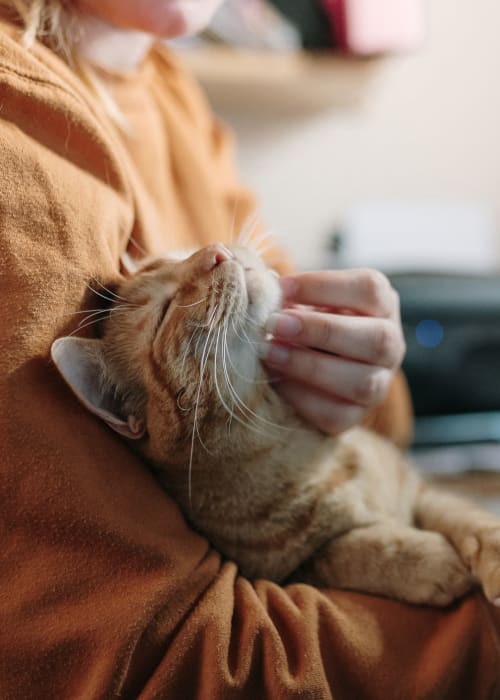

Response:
(1, 35), (500, 700)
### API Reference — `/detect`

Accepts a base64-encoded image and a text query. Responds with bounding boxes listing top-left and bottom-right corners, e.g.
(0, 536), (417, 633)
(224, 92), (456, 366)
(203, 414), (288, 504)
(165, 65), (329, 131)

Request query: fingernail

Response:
(265, 312), (302, 338)
(280, 276), (298, 299)
(257, 341), (290, 366)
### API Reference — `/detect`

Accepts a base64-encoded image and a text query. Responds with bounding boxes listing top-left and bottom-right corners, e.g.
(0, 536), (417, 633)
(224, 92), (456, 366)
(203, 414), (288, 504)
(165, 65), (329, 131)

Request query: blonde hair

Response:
(2, 0), (130, 127)
(1, 0), (78, 58)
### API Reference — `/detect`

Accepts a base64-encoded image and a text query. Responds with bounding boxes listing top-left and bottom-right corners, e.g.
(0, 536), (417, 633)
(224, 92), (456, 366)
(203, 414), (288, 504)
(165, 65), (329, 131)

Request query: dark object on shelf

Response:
(390, 273), (500, 448)
(267, 0), (335, 49)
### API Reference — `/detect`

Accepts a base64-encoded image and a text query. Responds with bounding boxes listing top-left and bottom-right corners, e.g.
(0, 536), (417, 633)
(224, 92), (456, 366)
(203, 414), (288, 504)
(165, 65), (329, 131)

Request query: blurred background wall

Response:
(207, 0), (500, 269)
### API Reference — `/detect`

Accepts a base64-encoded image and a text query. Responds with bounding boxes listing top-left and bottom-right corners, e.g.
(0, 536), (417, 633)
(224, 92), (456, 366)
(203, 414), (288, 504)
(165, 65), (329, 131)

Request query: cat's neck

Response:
(162, 388), (329, 517)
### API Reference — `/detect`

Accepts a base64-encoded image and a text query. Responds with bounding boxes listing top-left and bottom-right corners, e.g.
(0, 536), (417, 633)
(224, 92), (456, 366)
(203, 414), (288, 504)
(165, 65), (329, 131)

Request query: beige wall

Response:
(207, 0), (500, 269)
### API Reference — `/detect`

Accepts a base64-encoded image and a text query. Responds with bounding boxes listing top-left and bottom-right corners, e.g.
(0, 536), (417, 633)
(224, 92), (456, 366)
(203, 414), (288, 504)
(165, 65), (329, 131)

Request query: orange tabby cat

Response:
(51, 243), (500, 606)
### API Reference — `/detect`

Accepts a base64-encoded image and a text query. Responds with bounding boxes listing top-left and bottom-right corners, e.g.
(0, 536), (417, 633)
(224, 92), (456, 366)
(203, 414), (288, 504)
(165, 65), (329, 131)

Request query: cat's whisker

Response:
(220, 329), (273, 438)
(231, 318), (252, 343)
(228, 198), (238, 245)
(193, 329), (206, 359)
(180, 326), (202, 375)
(206, 304), (219, 328)
(194, 325), (218, 456)
(221, 321), (286, 435)
(84, 282), (138, 308)
(194, 337), (217, 455)
(64, 304), (136, 319)
(128, 235), (148, 257)
(217, 324), (268, 437)
(248, 228), (272, 251)
(175, 296), (209, 309)
(229, 316), (249, 344)
(223, 329), (281, 432)
(76, 310), (112, 329)
(65, 307), (118, 317)
(91, 278), (130, 303)
(213, 325), (242, 431)
(226, 319), (285, 386)
(223, 323), (271, 386)
(231, 316), (259, 348)
(76, 305), (135, 328)
(225, 323), (290, 432)
(187, 303), (218, 331)
(237, 212), (259, 248)
(188, 307), (219, 508)
(236, 219), (251, 247)
(67, 316), (108, 337)
(243, 232), (273, 261)
(66, 306), (135, 337)
(241, 311), (263, 329)
(62, 308), (113, 319)
(186, 321), (209, 332)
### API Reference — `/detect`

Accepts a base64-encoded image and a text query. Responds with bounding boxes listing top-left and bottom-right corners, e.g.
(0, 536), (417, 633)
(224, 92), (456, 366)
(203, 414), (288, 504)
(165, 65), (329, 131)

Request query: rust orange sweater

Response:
(1, 15), (499, 699)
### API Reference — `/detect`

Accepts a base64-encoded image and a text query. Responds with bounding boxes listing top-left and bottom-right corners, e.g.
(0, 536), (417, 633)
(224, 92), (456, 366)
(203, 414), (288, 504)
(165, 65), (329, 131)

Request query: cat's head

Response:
(51, 243), (282, 464)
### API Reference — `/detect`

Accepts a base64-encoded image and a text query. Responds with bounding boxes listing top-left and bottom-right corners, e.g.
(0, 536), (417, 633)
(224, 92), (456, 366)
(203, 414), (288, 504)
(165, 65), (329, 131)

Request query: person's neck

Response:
(77, 14), (154, 73)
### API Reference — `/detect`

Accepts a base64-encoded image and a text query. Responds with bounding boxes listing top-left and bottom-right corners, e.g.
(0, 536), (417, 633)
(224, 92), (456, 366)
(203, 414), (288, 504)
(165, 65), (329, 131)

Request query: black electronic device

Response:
(390, 273), (500, 450)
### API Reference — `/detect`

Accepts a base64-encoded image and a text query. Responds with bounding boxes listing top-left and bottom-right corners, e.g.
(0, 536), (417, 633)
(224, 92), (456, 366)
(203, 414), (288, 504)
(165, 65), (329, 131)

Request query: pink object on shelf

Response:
(322, 0), (427, 56)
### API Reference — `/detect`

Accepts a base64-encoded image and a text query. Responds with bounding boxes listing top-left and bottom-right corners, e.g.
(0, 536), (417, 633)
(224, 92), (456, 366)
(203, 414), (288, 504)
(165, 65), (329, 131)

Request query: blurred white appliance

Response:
(337, 200), (499, 274)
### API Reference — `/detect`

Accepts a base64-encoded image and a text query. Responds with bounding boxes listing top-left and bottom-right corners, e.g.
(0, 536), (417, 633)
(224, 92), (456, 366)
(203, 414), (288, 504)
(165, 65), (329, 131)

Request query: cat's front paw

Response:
(405, 536), (472, 606)
(463, 527), (500, 605)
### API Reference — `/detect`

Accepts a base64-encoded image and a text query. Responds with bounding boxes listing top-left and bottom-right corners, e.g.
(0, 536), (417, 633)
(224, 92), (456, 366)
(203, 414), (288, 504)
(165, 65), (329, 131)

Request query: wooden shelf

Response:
(180, 46), (380, 113)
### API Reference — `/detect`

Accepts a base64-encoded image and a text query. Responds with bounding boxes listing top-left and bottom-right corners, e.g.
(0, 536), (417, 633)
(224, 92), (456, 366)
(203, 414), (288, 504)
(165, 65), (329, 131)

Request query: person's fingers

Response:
(265, 310), (406, 370)
(272, 380), (368, 435)
(281, 269), (399, 319)
(261, 343), (393, 408)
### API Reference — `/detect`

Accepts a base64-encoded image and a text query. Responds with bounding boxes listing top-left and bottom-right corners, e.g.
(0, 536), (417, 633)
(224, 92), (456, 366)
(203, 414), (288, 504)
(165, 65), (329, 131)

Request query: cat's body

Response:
(52, 243), (500, 606)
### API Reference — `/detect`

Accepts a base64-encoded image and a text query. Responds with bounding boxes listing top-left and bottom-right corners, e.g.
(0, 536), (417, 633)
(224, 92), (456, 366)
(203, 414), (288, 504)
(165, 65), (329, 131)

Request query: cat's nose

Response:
(201, 243), (234, 272)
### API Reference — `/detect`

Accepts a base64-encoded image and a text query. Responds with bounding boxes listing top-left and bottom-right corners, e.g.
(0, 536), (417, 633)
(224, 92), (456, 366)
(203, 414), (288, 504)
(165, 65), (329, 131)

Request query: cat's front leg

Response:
(296, 521), (472, 606)
(416, 486), (500, 605)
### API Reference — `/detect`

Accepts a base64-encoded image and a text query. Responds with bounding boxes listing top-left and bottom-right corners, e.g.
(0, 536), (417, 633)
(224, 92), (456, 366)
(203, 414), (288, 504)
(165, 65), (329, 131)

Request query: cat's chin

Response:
(228, 245), (282, 327)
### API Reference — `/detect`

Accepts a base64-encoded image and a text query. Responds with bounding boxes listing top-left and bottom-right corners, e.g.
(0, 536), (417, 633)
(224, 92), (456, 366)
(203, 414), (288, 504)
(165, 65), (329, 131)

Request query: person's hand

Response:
(260, 269), (406, 435)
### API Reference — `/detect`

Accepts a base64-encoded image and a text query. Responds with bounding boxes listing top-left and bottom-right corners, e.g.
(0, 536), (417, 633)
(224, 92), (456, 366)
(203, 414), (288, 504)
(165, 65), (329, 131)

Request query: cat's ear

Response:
(50, 337), (145, 440)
